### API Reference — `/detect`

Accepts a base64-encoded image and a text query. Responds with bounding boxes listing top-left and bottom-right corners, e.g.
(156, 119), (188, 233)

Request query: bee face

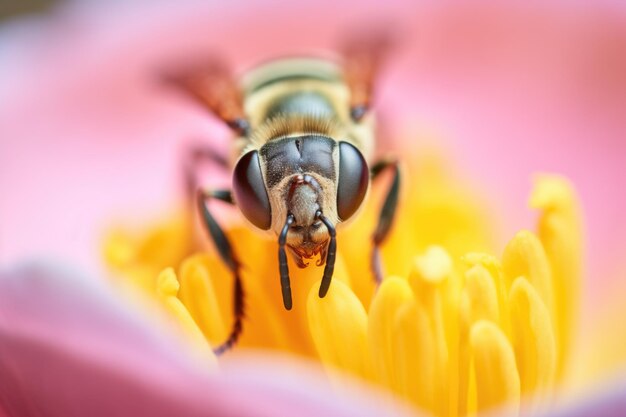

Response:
(232, 135), (369, 266)
(280, 172), (333, 267)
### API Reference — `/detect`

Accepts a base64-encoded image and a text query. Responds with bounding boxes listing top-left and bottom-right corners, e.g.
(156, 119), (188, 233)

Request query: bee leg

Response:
(341, 32), (394, 121)
(164, 60), (250, 135)
(197, 189), (245, 355)
(183, 144), (230, 200)
(370, 159), (401, 285)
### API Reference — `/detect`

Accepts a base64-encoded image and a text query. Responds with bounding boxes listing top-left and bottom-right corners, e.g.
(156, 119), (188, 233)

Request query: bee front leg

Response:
(183, 144), (230, 200)
(197, 189), (245, 355)
(370, 159), (401, 285)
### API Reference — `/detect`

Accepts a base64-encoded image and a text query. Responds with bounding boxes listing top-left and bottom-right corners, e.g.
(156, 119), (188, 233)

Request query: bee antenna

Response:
(278, 214), (295, 310)
(316, 211), (336, 298)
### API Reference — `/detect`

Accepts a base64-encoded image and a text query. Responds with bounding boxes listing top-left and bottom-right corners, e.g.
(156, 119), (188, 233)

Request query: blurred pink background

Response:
(1, 0), (625, 312)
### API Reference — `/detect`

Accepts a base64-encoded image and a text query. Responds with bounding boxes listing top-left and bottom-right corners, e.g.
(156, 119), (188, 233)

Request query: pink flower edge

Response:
(0, 263), (419, 417)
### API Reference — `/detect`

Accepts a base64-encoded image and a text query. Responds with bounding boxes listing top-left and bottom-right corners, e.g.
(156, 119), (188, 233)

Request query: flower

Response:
(2, 1), (626, 416)
(104, 148), (582, 416)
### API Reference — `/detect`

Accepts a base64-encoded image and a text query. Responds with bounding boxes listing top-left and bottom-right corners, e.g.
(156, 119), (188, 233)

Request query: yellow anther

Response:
(178, 254), (227, 346)
(368, 276), (414, 393)
(471, 320), (520, 414)
(103, 229), (137, 269)
(458, 262), (502, 417)
(406, 246), (451, 417)
(307, 279), (370, 381)
(461, 264), (501, 339)
(410, 245), (453, 288)
(462, 253), (510, 336)
(503, 230), (554, 319)
(156, 268), (216, 366)
(393, 300), (437, 411)
(509, 277), (556, 414)
(530, 174), (582, 380)
(157, 267), (180, 297)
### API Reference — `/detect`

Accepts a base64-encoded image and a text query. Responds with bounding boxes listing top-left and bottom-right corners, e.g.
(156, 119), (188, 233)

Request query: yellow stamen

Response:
(408, 246), (451, 417)
(529, 175), (582, 380)
(458, 261), (502, 417)
(156, 268), (217, 366)
(463, 253), (510, 336)
(470, 320), (520, 415)
(503, 230), (554, 326)
(509, 277), (556, 414)
(410, 246), (453, 290)
(463, 264), (500, 324)
(307, 278), (370, 381)
(394, 299), (437, 411)
(177, 254), (226, 346)
(368, 276), (414, 393)
(104, 214), (193, 293)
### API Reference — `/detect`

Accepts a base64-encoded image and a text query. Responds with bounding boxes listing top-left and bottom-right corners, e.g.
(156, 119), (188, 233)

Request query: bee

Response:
(167, 35), (400, 354)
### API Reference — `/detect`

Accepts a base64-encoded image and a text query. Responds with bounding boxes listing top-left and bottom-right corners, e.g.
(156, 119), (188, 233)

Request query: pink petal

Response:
(0, 264), (417, 417)
(539, 378), (626, 417)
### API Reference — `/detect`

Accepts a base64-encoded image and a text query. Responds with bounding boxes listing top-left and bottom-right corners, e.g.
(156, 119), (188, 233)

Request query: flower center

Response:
(104, 152), (582, 417)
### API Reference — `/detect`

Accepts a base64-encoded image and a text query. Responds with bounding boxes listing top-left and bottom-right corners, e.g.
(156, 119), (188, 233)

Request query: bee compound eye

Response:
(336, 142), (369, 220)
(232, 150), (272, 230)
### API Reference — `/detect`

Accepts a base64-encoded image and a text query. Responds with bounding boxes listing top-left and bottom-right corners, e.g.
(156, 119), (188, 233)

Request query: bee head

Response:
(232, 136), (369, 267)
